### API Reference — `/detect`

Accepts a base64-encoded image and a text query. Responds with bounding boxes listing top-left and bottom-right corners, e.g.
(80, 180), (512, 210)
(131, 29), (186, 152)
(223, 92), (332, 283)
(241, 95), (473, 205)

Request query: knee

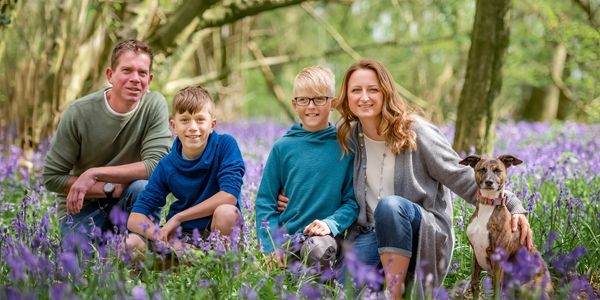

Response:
(126, 180), (148, 196)
(125, 233), (148, 252)
(374, 196), (410, 221)
(211, 204), (240, 235)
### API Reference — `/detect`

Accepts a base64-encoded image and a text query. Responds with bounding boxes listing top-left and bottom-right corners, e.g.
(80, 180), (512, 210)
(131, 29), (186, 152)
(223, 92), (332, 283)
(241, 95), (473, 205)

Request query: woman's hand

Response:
(277, 191), (288, 212)
(512, 214), (533, 251)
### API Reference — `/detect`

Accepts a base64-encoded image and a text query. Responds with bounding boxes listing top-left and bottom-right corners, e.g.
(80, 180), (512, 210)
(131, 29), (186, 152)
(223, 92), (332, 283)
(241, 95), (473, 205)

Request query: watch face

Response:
(103, 183), (115, 193)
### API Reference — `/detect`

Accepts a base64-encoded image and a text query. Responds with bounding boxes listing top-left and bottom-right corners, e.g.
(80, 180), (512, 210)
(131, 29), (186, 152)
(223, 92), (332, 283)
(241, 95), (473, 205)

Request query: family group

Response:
(42, 39), (533, 299)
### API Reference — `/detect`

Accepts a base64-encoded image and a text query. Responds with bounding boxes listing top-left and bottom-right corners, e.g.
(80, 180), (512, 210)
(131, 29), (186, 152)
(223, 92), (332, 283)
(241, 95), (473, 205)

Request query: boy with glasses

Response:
(255, 66), (358, 270)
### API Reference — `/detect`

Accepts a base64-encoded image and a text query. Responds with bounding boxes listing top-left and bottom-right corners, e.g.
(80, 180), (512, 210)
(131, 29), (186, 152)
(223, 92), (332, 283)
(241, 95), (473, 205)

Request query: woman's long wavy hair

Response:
(336, 59), (417, 155)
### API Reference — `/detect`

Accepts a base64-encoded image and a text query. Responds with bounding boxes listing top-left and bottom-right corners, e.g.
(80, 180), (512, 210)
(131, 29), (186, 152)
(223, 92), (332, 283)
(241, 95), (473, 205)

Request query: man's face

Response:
(106, 50), (153, 106)
(170, 106), (216, 160)
(293, 86), (334, 132)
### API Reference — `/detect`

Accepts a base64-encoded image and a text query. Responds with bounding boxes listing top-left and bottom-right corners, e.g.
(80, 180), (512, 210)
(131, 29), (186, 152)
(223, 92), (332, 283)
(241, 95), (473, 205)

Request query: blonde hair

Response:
(171, 86), (215, 118)
(293, 66), (335, 97)
(336, 59), (416, 155)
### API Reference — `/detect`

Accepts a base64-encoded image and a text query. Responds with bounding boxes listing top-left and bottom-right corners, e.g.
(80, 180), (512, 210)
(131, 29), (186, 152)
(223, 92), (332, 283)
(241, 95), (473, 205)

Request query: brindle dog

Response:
(459, 155), (552, 299)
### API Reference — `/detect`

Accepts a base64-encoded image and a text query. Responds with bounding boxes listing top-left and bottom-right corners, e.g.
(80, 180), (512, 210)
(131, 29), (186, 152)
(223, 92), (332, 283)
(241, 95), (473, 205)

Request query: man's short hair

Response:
(110, 39), (154, 72)
(293, 66), (335, 97)
(172, 86), (215, 117)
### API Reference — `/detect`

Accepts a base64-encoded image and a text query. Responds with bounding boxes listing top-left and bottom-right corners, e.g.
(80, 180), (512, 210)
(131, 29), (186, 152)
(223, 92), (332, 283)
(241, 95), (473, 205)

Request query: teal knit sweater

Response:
(255, 124), (358, 254)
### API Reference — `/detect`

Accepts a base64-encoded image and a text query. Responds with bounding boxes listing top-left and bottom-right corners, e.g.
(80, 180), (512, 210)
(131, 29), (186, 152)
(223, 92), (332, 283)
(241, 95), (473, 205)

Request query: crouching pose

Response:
(126, 86), (245, 253)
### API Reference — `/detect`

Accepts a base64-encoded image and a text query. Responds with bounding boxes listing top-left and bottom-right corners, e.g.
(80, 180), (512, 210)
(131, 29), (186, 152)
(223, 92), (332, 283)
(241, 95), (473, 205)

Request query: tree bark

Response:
(453, 0), (512, 156)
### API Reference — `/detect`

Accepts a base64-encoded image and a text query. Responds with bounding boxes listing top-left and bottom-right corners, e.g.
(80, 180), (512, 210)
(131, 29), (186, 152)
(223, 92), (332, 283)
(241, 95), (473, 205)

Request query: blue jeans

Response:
(353, 196), (421, 271)
(59, 180), (154, 241)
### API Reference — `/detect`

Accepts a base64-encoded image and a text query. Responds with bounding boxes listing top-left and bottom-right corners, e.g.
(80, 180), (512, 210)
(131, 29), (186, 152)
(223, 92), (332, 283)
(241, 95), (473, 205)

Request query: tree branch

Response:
(301, 2), (361, 60)
(571, 0), (599, 29)
(247, 41), (296, 122)
(163, 35), (455, 98)
(147, 1), (219, 52)
(148, 0), (311, 54)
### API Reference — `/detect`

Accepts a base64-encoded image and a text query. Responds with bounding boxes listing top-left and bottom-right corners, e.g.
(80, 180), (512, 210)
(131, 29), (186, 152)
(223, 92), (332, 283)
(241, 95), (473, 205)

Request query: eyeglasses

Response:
(293, 96), (332, 106)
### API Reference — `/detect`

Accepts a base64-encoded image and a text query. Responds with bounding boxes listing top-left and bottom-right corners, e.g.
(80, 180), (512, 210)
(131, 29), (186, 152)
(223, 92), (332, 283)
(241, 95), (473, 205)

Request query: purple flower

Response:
(552, 247), (587, 275)
(239, 284), (258, 300)
(109, 206), (128, 232)
(59, 252), (80, 278)
(299, 284), (323, 300)
(131, 286), (148, 300)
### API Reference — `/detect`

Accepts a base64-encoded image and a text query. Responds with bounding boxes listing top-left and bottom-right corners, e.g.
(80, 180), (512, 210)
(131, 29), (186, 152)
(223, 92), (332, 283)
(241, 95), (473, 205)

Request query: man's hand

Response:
(511, 214), (533, 251)
(303, 220), (331, 236)
(277, 191), (288, 212)
(66, 169), (97, 214)
(160, 215), (182, 243)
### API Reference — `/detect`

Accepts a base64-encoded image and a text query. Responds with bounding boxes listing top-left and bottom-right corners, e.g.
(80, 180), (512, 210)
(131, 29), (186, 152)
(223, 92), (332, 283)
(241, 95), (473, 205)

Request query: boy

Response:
(255, 66), (358, 269)
(126, 86), (245, 252)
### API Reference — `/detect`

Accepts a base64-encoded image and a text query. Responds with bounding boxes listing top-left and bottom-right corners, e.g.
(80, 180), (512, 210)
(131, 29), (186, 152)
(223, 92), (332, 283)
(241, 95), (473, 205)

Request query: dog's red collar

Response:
(476, 190), (507, 206)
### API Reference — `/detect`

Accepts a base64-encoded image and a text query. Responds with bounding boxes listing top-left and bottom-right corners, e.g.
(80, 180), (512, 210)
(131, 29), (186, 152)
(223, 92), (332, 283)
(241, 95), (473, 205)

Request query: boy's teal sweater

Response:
(255, 124), (358, 254)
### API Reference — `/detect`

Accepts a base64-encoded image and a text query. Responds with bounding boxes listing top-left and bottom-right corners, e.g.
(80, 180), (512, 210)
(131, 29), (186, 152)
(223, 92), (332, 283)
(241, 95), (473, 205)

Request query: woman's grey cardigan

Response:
(348, 116), (527, 298)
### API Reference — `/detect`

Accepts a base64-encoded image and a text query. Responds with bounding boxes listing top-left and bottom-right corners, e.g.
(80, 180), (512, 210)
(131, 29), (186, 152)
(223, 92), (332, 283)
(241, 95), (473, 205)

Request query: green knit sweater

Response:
(43, 88), (172, 216)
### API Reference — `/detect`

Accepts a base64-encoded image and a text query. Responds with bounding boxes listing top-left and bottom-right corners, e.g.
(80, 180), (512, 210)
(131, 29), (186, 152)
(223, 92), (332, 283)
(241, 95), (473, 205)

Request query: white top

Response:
(364, 135), (396, 212)
(104, 89), (141, 117)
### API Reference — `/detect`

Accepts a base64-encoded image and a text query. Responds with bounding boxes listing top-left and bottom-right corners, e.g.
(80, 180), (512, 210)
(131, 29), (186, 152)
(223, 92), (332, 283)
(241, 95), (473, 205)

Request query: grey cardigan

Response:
(348, 116), (527, 298)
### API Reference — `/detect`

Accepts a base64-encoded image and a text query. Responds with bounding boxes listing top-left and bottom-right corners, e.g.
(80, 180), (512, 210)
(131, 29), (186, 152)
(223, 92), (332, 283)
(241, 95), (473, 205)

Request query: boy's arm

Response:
(162, 191), (237, 234)
(128, 161), (170, 235)
(320, 154), (359, 237)
(128, 212), (161, 241)
(255, 147), (283, 254)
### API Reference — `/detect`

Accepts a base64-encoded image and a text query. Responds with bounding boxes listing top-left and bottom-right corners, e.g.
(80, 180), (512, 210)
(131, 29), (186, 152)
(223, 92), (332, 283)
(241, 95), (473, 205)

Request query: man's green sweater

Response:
(43, 88), (172, 216)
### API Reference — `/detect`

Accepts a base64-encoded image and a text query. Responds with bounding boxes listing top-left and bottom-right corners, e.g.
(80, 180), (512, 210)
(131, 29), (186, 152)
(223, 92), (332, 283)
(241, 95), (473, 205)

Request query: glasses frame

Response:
(293, 96), (332, 106)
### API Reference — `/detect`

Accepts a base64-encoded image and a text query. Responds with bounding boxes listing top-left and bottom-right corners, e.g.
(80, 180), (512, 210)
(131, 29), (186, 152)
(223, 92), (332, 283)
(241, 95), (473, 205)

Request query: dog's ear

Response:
(498, 155), (523, 168)
(459, 155), (481, 168)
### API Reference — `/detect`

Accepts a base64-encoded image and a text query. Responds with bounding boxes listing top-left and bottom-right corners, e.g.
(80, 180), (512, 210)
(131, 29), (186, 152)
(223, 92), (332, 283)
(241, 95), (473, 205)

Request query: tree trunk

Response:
(519, 43), (568, 121)
(453, 0), (512, 156)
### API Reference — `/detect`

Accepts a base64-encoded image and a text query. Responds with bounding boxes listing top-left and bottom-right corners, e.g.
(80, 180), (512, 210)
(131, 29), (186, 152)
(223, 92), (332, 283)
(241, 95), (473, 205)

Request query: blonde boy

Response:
(126, 86), (245, 252)
(255, 66), (358, 268)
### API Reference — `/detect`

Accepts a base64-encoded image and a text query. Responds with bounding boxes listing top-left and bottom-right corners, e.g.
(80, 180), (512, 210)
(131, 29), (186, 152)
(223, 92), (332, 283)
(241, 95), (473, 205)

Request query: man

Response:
(43, 39), (172, 241)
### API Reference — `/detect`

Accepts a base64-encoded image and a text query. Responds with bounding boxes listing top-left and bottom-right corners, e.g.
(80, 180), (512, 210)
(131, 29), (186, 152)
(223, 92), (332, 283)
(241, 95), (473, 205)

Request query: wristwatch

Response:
(103, 182), (115, 199)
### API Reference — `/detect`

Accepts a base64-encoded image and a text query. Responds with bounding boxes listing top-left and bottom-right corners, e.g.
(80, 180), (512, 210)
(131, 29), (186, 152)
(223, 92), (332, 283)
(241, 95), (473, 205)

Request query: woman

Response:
(335, 59), (532, 299)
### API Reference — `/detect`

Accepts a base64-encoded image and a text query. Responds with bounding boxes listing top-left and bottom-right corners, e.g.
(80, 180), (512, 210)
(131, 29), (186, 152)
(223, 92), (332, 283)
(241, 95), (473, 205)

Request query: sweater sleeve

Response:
(255, 147), (283, 254)
(414, 118), (527, 214)
(131, 160), (170, 217)
(42, 106), (80, 193)
(217, 135), (246, 197)
(322, 152), (359, 237)
(414, 118), (478, 204)
(140, 94), (171, 176)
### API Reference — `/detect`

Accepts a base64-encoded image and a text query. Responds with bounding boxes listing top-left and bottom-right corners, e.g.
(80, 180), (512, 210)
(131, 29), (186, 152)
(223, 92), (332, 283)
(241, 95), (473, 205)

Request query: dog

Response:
(459, 154), (552, 298)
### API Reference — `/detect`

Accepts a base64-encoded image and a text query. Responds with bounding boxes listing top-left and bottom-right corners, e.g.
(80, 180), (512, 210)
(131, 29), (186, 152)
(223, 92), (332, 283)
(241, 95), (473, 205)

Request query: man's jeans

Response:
(59, 180), (156, 241)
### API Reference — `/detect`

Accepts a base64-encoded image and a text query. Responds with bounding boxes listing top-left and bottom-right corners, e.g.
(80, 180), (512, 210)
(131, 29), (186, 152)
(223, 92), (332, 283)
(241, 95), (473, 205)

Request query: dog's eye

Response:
(478, 169), (486, 174)
(493, 168), (501, 173)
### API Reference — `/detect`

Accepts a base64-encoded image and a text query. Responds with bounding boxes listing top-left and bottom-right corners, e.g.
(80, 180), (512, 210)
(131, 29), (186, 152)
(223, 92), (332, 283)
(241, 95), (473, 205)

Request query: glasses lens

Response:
(314, 97), (328, 106)
(296, 97), (310, 106)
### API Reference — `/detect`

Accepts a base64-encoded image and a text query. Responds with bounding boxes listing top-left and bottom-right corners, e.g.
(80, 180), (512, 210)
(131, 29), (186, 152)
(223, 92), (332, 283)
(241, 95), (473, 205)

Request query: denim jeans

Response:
(353, 195), (421, 271)
(59, 180), (154, 241)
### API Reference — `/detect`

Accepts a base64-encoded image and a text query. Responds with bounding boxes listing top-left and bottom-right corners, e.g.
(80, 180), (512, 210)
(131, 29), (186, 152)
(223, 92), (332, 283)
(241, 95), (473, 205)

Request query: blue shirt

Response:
(132, 131), (245, 231)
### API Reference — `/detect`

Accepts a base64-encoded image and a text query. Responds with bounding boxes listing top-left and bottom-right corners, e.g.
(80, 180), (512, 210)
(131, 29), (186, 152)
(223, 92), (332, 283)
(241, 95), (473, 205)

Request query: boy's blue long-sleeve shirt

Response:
(132, 131), (245, 231)
(255, 124), (358, 254)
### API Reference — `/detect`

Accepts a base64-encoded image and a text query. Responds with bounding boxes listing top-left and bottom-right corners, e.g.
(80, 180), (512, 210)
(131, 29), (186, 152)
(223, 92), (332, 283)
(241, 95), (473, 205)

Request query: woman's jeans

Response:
(59, 180), (155, 241)
(353, 195), (421, 271)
